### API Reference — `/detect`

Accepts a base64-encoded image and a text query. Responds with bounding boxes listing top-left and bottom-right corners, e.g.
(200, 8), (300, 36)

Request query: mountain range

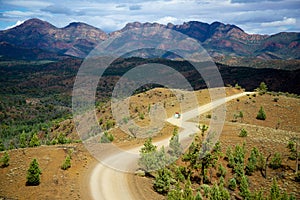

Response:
(0, 18), (299, 64)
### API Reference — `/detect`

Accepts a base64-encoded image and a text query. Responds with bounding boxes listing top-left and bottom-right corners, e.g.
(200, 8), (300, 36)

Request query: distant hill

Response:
(0, 18), (108, 58)
(0, 18), (299, 67)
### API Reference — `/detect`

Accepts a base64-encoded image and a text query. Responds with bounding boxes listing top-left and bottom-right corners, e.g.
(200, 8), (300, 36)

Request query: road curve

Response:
(89, 91), (253, 200)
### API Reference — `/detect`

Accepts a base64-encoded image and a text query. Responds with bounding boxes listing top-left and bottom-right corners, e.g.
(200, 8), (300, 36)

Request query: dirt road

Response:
(89, 91), (253, 200)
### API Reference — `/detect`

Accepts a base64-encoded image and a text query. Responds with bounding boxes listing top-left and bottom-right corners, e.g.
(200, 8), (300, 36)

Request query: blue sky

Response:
(0, 0), (299, 34)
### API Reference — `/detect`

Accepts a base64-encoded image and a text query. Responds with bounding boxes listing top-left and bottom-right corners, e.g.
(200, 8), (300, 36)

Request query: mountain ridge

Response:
(0, 18), (299, 62)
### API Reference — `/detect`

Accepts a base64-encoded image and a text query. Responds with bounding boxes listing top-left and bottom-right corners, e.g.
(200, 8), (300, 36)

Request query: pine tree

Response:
(269, 178), (280, 200)
(167, 182), (183, 200)
(217, 163), (227, 177)
(239, 128), (248, 137)
(26, 158), (42, 186)
(61, 155), (71, 170)
(154, 167), (172, 194)
(228, 178), (237, 191)
(245, 147), (258, 175)
(256, 106), (266, 120)
(239, 175), (251, 199)
(183, 178), (194, 200)
(258, 82), (268, 94)
(195, 191), (203, 200)
(269, 153), (282, 169)
(140, 138), (156, 154)
(29, 133), (41, 147)
(169, 128), (182, 157)
(1, 151), (9, 167)
(0, 139), (5, 151)
(19, 131), (27, 148)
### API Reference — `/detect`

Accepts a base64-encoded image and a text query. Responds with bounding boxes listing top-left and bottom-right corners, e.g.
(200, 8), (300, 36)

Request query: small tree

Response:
(239, 128), (248, 137)
(169, 128), (182, 157)
(61, 155), (71, 170)
(217, 163), (227, 177)
(26, 158), (42, 186)
(100, 131), (114, 143)
(1, 151), (10, 167)
(183, 178), (194, 200)
(228, 178), (237, 190)
(269, 153), (282, 169)
(245, 147), (258, 175)
(256, 106), (266, 120)
(140, 138), (157, 154)
(195, 191), (203, 200)
(153, 167), (172, 194)
(19, 131), (27, 148)
(29, 133), (41, 147)
(269, 178), (280, 200)
(0, 139), (5, 151)
(199, 124), (209, 137)
(239, 175), (251, 199)
(258, 82), (268, 94)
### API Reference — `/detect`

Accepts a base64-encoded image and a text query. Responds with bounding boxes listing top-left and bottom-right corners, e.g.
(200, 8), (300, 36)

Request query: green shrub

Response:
(239, 175), (251, 199)
(1, 151), (9, 167)
(195, 192), (203, 200)
(269, 178), (280, 200)
(100, 131), (114, 143)
(29, 133), (41, 147)
(239, 128), (248, 137)
(26, 158), (42, 186)
(61, 155), (71, 170)
(19, 131), (27, 148)
(256, 106), (266, 120)
(153, 168), (172, 194)
(217, 164), (227, 177)
(0, 139), (5, 151)
(269, 153), (282, 169)
(228, 178), (237, 190)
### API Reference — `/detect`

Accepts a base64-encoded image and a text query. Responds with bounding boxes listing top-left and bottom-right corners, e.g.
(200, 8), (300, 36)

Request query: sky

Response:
(0, 0), (299, 35)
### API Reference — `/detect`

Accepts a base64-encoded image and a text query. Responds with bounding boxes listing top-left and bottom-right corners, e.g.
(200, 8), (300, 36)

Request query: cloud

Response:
(261, 17), (296, 27)
(129, 5), (142, 10)
(3, 0), (51, 8)
(41, 5), (73, 15)
(156, 16), (179, 25)
(0, 0), (299, 34)
(5, 20), (25, 29)
(231, 0), (282, 3)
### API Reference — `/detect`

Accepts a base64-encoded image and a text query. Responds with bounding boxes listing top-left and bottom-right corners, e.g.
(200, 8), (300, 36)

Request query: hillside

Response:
(0, 87), (299, 199)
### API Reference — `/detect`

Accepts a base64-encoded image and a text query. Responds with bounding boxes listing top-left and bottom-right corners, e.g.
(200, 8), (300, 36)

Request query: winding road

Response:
(89, 91), (253, 200)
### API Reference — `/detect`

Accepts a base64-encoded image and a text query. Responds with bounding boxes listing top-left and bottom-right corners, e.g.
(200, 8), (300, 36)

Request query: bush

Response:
(57, 133), (69, 144)
(169, 128), (182, 157)
(61, 155), (71, 170)
(269, 178), (280, 200)
(245, 148), (258, 175)
(195, 192), (203, 200)
(0, 139), (4, 151)
(153, 168), (172, 194)
(1, 151), (9, 167)
(228, 178), (237, 190)
(217, 164), (227, 177)
(19, 131), (27, 148)
(239, 128), (248, 137)
(100, 131), (114, 143)
(26, 158), (42, 186)
(269, 153), (282, 169)
(239, 175), (251, 199)
(256, 106), (266, 120)
(258, 82), (268, 94)
(29, 133), (41, 147)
